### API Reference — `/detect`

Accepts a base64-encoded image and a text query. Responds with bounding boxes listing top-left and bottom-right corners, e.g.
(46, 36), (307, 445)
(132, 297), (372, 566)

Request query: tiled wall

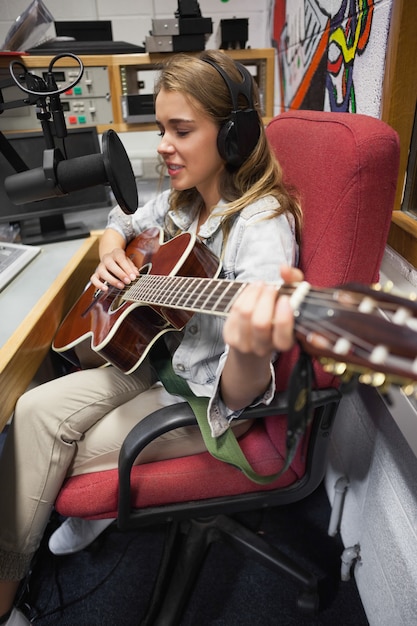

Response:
(0, 0), (272, 53)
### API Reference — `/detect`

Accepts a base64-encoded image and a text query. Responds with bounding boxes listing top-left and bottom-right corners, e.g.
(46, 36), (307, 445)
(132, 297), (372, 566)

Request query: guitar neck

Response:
(123, 274), (254, 316)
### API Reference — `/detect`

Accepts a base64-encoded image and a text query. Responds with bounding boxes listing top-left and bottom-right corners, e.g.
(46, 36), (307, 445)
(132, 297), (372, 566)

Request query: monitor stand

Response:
(18, 214), (90, 246)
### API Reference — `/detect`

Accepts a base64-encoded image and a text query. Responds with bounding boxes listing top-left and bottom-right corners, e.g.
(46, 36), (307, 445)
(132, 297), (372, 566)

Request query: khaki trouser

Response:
(0, 361), (250, 580)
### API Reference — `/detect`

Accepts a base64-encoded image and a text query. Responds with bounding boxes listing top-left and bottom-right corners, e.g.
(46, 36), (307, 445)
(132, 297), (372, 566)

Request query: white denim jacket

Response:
(106, 189), (298, 437)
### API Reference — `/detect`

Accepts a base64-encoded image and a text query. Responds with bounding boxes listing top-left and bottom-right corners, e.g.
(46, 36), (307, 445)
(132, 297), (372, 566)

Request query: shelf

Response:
(1, 48), (275, 134)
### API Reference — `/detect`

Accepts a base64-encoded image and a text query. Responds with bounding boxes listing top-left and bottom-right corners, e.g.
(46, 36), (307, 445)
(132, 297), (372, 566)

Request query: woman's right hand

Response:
(90, 229), (139, 291)
(90, 248), (139, 291)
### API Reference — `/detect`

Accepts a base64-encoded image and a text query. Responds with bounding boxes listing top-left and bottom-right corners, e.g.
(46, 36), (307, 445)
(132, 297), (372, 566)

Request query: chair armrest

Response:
(117, 387), (340, 524)
(119, 387), (339, 469)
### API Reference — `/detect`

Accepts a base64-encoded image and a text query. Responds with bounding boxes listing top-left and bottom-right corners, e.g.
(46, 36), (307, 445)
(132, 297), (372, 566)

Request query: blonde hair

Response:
(154, 50), (302, 242)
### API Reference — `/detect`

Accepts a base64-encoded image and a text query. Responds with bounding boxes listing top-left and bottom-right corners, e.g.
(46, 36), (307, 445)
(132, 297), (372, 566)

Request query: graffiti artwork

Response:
(274, 0), (374, 113)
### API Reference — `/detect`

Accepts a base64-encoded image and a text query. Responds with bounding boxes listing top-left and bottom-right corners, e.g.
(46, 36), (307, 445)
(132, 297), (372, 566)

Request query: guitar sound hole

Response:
(109, 292), (125, 312)
(138, 263), (152, 276)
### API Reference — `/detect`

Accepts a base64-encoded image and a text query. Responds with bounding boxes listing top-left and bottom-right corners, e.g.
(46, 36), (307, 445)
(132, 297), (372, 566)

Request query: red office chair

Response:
(53, 111), (400, 623)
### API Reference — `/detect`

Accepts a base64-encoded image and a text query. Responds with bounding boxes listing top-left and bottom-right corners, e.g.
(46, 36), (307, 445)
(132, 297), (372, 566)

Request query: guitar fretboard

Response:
(123, 274), (248, 315)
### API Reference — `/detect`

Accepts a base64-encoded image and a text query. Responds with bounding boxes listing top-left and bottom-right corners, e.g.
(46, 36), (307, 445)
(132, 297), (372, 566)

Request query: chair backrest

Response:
(266, 110), (399, 288)
(265, 111), (400, 459)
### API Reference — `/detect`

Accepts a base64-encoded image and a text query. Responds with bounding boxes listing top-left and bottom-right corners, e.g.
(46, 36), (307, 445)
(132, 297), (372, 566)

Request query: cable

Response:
(8, 53), (84, 98)
(29, 531), (139, 622)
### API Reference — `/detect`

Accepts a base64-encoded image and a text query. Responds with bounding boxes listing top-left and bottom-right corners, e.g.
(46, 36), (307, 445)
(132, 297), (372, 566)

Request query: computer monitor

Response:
(0, 127), (112, 245)
(54, 21), (113, 42)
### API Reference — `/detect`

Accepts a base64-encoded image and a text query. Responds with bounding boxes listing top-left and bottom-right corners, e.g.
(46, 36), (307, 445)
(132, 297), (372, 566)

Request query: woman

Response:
(0, 50), (302, 625)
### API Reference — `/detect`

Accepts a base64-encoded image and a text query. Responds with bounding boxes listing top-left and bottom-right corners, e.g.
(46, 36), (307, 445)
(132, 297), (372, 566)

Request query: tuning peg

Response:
(372, 280), (395, 293)
(358, 372), (386, 387)
(402, 383), (417, 397)
(321, 359), (348, 376)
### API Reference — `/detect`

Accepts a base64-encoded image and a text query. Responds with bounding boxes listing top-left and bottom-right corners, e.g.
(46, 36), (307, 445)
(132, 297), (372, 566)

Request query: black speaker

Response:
(203, 59), (260, 168)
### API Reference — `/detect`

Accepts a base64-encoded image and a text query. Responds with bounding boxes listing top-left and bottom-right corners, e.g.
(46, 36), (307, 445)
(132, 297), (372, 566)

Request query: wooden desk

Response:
(0, 235), (99, 431)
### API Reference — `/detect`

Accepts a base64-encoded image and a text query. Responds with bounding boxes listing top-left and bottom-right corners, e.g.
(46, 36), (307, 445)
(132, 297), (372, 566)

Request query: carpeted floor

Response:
(17, 483), (369, 625)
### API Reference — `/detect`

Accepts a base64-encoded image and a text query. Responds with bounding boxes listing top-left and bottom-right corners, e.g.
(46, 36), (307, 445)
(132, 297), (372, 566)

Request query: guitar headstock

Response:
(290, 281), (417, 396)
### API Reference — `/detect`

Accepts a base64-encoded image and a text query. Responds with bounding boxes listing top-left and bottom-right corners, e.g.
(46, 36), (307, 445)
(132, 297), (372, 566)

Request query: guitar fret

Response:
(190, 279), (219, 312)
(216, 281), (243, 312)
(124, 275), (245, 315)
(199, 280), (242, 313)
(126, 276), (162, 303)
(196, 280), (218, 311)
(183, 278), (213, 311)
(191, 278), (222, 312)
(174, 276), (204, 309)
(160, 276), (188, 305)
(159, 275), (184, 305)
(144, 275), (177, 305)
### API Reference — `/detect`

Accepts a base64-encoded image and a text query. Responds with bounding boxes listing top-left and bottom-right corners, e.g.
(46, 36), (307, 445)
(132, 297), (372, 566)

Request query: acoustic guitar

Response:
(52, 227), (417, 393)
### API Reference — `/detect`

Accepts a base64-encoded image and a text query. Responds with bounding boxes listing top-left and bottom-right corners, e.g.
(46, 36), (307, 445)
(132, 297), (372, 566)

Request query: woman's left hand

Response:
(220, 266), (304, 411)
(223, 265), (304, 356)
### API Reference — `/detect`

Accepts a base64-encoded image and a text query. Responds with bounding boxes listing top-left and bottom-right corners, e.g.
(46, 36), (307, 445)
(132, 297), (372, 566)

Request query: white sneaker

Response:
(48, 517), (115, 555)
(3, 608), (31, 625)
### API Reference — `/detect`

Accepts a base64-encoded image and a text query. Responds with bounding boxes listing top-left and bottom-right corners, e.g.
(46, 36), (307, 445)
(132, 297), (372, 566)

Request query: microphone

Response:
(4, 129), (138, 215)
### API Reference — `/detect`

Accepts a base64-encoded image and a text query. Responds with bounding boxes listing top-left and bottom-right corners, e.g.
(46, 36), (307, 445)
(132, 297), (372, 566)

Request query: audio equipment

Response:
(203, 58), (260, 168)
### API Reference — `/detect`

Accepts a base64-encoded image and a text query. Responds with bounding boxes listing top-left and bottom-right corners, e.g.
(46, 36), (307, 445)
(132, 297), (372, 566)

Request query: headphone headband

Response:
(203, 58), (254, 111)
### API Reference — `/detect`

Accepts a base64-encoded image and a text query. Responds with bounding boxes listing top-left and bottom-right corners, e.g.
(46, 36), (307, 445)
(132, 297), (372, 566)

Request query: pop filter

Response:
(4, 129), (138, 215)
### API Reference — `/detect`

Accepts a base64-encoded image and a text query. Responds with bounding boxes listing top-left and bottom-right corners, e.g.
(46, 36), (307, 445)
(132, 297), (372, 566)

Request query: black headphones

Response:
(203, 58), (261, 168)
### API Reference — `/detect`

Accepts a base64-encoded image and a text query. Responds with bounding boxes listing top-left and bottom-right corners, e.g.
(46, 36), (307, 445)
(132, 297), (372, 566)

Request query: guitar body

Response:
(53, 228), (221, 373)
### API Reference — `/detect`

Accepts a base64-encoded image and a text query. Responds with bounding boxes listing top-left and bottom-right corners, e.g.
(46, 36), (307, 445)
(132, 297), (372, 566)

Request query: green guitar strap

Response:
(151, 340), (314, 485)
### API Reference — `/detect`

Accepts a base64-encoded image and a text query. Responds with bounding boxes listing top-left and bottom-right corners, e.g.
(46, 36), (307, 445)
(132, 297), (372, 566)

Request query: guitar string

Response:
(129, 274), (417, 376)
(121, 274), (413, 318)
(121, 276), (417, 374)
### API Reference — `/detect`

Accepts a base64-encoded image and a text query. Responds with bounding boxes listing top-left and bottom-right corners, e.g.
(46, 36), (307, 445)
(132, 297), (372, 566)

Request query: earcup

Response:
(217, 110), (260, 168)
(217, 119), (238, 165)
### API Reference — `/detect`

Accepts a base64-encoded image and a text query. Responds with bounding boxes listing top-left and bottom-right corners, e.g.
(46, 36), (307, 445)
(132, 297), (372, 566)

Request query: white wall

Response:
(324, 250), (417, 626)
(0, 0), (274, 53)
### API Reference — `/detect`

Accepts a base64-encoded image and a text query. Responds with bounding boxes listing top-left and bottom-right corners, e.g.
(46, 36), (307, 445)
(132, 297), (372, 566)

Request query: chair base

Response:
(141, 513), (319, 626)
